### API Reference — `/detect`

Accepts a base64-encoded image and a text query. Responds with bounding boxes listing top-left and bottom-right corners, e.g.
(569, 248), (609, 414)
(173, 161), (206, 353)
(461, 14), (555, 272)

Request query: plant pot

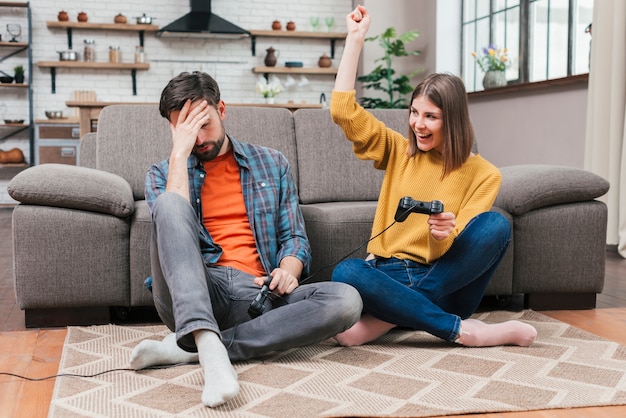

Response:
(14, 75), (24, 84)
(483, 71), (507, 89)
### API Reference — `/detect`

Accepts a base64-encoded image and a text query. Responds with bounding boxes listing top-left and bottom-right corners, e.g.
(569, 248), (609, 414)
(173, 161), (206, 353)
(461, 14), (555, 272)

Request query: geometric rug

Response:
(48, 310), (626, 418)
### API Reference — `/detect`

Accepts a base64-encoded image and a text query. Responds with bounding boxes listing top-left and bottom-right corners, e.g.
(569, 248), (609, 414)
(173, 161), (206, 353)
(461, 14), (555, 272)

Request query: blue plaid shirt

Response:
(145, 136), (311, 275)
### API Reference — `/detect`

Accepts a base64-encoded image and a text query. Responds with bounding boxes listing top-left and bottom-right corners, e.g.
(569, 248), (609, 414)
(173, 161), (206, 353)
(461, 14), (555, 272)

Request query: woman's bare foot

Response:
(334, 314), (396, 346)
(456, 318), (537, 347)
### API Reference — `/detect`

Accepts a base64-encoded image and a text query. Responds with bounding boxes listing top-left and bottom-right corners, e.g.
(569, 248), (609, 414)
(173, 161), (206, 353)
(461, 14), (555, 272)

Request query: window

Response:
(462, 0), (594, 92)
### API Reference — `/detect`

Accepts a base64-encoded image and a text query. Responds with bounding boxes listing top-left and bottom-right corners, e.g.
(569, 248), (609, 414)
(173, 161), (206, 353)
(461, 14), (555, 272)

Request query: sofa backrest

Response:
(96, 105), (171, 200)
(225, 106), (299, 184)
(95, 104), (299, 200)
(294, 108), (408, 204)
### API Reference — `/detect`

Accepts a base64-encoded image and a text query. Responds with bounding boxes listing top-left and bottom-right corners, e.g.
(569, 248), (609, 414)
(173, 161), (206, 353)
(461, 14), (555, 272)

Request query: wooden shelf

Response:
(0, 41), (28, 48)
(37, 62), (149, 95)
(248, 30), (346, 58)
(0, 2), (28, 7)
(37, 61), (150, 70)
(0, 83), (28, 88)
(46, 21), (159, 32)
(248, 30), (346, 40)
(252, 66), (337, 78)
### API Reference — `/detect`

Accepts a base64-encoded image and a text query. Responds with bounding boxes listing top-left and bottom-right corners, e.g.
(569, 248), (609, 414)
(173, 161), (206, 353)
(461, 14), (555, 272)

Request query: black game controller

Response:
(394, 196), (444, 222)
(248, 277), (273, 318)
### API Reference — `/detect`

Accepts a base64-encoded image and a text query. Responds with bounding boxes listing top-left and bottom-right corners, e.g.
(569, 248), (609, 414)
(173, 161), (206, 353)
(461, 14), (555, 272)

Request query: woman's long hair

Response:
(406, 73), (475, 177)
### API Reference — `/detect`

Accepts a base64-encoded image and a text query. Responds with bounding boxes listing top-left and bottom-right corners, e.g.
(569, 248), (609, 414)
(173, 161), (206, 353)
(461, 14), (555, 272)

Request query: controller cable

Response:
(1, 201), (425, 381)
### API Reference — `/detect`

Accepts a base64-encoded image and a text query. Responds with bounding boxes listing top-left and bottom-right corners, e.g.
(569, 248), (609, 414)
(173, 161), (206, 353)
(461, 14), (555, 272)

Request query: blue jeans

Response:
(331, 211), (511, 342)
(150, 192), (362, 361)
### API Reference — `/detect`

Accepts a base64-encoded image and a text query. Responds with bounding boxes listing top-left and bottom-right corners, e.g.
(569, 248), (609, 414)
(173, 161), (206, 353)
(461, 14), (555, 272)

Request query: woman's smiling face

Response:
(409, 95), (444, 153)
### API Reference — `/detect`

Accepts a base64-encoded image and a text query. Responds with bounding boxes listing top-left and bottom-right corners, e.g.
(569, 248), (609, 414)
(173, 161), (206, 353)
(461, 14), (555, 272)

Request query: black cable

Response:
(0, 362), (194, 381)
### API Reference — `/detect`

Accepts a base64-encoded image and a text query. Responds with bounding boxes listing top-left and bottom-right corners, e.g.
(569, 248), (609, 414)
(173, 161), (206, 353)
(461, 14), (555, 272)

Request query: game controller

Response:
(394, 196), (444, 222)
(248, 276), (273, 318)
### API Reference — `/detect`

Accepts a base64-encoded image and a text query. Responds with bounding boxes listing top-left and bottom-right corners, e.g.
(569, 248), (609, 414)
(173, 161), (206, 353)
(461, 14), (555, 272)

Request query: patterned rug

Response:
(48, 310), (626, 417)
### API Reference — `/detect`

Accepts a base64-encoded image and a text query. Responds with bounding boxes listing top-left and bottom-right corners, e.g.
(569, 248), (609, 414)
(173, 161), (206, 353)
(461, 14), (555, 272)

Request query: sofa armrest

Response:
(495, 165), (609, 216)
(8, 164), (135, 218)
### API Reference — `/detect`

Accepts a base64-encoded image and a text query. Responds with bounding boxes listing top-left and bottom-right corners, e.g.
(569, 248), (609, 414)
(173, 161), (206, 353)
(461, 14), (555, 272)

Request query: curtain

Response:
(584, 0), (626, 257)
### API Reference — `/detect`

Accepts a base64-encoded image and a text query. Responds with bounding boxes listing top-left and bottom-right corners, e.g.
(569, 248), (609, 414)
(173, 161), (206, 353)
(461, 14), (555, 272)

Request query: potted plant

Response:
(471, 45), (509, 89)
(13, 65), (25, 84)
(358, 27), (422, 109)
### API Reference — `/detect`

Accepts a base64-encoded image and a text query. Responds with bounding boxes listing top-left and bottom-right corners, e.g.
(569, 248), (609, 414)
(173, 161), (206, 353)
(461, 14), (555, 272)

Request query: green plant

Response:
(13, 65), (24, 77)
(471, 45), (509, 72)
(357, 27), (422, 109)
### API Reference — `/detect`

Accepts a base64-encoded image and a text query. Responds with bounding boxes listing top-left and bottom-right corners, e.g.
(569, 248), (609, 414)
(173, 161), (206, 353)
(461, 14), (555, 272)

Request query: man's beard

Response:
(192, 133), (226, 162)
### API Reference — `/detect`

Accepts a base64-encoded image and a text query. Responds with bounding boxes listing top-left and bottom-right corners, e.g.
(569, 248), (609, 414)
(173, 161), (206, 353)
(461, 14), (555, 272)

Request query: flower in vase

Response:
(256, 76), (283, 98)
(472, 45), (509, 72)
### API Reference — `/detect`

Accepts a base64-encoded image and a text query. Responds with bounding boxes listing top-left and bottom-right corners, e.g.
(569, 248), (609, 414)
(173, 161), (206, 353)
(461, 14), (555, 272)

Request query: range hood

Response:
(157, 0), (250, 39)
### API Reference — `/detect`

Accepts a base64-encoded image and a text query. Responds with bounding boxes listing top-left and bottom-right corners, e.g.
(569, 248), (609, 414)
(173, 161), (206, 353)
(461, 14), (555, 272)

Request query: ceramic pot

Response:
(482, 71), (506, 89)
(272, 20), (282, 30)
(58, 10), (69, 22)
(264, 47), (279, 67)
(77, 11), (88, 22)
(318, 53), (331, 68)
(114, 13), (127, 24)
(286, 21), (296, 31)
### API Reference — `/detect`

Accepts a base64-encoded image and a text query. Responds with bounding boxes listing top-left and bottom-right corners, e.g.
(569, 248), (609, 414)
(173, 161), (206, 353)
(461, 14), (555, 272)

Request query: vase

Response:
(264, 47), (279, 67)
(482, 71), (507, 89)
(265, 97), (275, 104)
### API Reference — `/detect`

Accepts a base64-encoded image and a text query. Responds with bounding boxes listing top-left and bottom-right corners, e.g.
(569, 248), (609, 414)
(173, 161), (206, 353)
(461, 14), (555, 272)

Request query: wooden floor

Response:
(1, 206), (626, 418)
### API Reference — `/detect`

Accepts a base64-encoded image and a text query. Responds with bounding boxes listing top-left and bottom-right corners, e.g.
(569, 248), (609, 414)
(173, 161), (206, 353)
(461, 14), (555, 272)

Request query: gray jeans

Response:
(150, 192), (362, 362)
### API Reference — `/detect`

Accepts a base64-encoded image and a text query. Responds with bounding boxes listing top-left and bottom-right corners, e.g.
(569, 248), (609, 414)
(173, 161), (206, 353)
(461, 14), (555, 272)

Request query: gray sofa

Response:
(8, 104), (610, 327)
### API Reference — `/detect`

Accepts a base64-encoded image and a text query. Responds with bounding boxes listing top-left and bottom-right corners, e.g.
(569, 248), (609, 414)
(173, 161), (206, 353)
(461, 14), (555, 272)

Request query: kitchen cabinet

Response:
(37, 21), (158, 95)
(0, 1), (33, 172)
(35, 120), (81, 166)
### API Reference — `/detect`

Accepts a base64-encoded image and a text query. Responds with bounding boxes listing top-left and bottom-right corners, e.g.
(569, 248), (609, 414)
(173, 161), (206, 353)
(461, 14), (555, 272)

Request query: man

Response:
(130, 71), (362, 407)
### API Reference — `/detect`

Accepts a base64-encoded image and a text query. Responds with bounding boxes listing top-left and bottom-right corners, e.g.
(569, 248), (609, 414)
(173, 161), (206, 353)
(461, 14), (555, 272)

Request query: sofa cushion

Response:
(294, 109), (407, 204)
(8, 164), (134, 218)
(495, 165), (610, 216)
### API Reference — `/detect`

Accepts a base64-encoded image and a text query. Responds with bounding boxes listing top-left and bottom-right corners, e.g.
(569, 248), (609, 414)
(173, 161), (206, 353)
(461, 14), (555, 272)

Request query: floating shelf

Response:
(248, 30), (346, 58)
(46, 21), (158, 48)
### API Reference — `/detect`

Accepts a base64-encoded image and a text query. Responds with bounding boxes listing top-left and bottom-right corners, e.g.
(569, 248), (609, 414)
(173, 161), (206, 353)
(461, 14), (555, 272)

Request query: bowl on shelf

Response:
(45, 110), (64, 119)
(0, 76), (14, 83)
(285, 61), (304, 68)
(4, 119), (25, 125)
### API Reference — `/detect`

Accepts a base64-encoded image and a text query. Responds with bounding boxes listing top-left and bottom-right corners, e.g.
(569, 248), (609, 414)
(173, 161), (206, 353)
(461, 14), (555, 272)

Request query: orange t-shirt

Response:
(201, 151), (265, 277)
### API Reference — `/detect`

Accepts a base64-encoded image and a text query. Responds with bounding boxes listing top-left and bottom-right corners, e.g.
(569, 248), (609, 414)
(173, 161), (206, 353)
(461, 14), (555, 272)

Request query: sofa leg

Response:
(24, 307), (111, 328)
(524, 293), (597, 310)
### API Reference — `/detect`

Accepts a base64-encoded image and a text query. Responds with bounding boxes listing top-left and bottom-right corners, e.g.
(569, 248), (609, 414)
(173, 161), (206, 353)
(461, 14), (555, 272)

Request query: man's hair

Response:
(406, 73), (475, 177)
(159, 71), (221, 119)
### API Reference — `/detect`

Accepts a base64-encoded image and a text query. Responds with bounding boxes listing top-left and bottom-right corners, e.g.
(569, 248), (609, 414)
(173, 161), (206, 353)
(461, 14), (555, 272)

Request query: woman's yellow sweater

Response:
(330, 90), (501, 264)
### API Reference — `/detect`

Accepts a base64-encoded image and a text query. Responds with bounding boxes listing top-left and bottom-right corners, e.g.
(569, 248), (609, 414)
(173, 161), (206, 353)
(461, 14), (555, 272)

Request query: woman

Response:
(330, 5), (537, 347)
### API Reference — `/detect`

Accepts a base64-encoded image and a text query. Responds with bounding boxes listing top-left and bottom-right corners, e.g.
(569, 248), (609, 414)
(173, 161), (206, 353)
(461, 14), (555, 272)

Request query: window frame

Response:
(461, 0), (593, 92)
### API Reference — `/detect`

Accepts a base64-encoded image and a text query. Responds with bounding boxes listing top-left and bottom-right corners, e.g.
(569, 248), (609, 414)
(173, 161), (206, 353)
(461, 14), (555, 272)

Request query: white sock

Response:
(195, 330), (240, 407)
(130, 332), (198, 370)
(457, 318), (537, 347)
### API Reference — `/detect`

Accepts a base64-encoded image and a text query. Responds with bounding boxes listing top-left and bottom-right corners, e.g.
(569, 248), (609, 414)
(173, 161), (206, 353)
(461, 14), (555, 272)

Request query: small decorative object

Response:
(286, 21), (296, 31)
(114, 13), (127, 24)
(6, 24), (21, 42)
(77, 11), (88, 22)
(309, 16), (319, 31)
(109, 45), (121, 63)
(13, 65), (24, 83)
(272, 20), (282, 30)
(264, 47), (279, 67)
(0, 147), (25, 164)
(57, 10), (69, 22)
(83, 39), (95, 62)
(325, 16), (334, 32)
(134, 45), (145, 63)
(256, 75), (283, 103)
(472, 45), (509, 89)
(318, 53), (331, 68)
